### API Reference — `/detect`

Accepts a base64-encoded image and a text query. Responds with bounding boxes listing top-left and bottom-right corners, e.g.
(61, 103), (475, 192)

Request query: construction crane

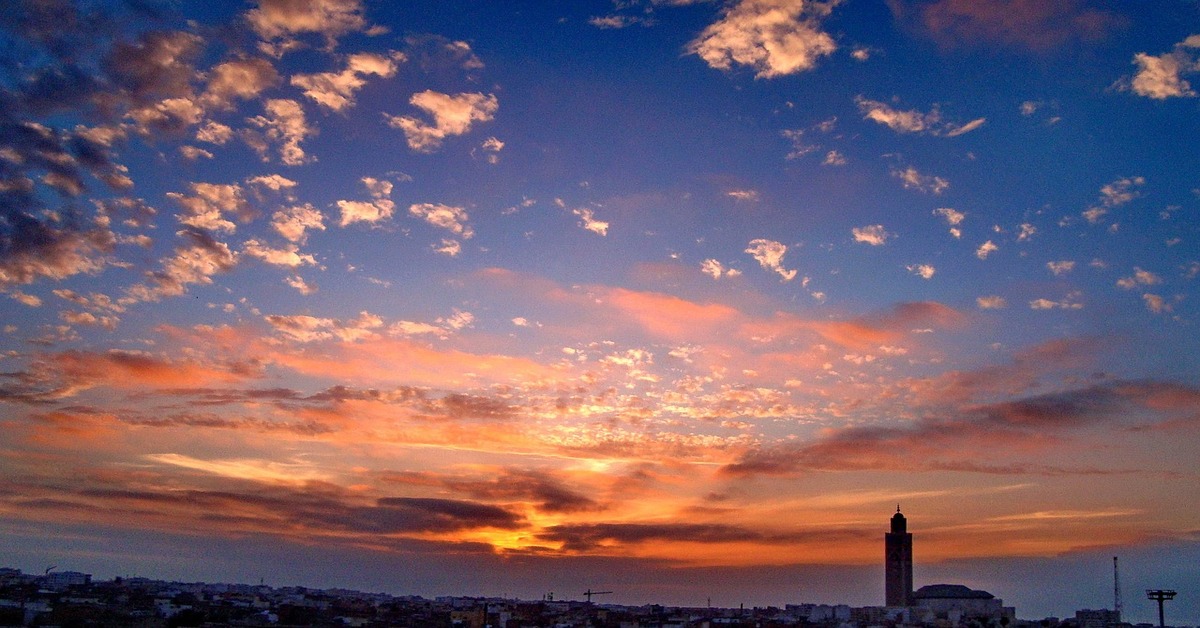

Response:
(582, 589), (612, 603)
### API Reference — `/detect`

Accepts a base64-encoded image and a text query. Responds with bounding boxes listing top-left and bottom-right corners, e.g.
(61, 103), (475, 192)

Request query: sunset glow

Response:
(2, 0), (1199, 621)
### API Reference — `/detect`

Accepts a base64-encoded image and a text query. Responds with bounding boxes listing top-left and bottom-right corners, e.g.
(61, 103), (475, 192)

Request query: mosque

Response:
(885, 507), (1015, 624)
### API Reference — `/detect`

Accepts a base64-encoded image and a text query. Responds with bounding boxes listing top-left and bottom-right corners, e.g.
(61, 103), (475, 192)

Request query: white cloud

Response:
(701, 259), (742, 280)
(246, 99), (314, 165)
(1116, 267), (1161, 290)
(247, 0), (369, 45)
(285, 275), (317, 295)
(976, 295), (1007, 309)
(933, 207), (964, 238)
(688, 0), (838, 79)
(852, 224), (892, 246)
(272, 204), (325, 242)
(781, 129), (819, 160)
(1083, 176), (1144, 224)
(976, 240), (998, 260)
(167, 182), (247, 233)
(745, 238), (797, 282)
(1029, 291), (1084, 310)
(573, 207), (609, 236)
(727, 189), (760, 202)
(1017, 223), (1037, 242)
(292, 52), (403, 111)
(409, 203), (474, 238)
(434, 239), (462, 257)
(196, 120), (233, 145)
(1045, 261), (1074, 276)
(242, 239), (317, 268)
(386, 91), (499, 152)
(246, 174), (297, 192)
(855, 96), (934, 133)
(1123, 35), (1200, 99)
(124, 229), (238, 303)
(893, 166), (949, 194)
(179, 146), (213, 160)
(907, 264), (935, 279)
(1142, 293), (1171, 314)
(201, 58), (281, 110)
(855, 96), (984, 136)
(337, 177), (395, 227)
(822, 150), (846, 166)
(590, 15), (652, 29)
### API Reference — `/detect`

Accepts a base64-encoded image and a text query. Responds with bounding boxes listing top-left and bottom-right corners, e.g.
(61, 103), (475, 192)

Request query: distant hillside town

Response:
(0, 511), (1186, 628)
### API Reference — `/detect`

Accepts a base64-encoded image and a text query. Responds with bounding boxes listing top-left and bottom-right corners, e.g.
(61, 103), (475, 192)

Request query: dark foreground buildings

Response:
(0, 512), (1159, 627)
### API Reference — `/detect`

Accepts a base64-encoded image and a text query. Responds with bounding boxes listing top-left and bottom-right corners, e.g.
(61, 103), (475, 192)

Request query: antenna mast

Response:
(1113, 556), (1122, 620)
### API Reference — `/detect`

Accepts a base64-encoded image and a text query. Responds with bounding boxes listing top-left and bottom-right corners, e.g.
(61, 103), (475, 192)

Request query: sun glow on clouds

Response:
(1, 0), (1199, 612)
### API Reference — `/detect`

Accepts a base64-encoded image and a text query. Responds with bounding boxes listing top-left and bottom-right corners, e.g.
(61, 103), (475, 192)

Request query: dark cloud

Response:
(53, 484), (527, 537)
(381, 468), (602, 514)
(723, 380), (1200, 477)
(540, 522), (764, 551)
(887, 0), (1125, 51)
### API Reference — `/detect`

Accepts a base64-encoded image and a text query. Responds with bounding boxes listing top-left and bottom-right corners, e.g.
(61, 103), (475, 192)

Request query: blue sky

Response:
(1, 0), (1199, 621)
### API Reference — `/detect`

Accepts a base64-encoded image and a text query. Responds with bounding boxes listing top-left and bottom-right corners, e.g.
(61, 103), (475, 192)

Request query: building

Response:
(911, 584), (1014, 624)
(885, 506), (914, 607)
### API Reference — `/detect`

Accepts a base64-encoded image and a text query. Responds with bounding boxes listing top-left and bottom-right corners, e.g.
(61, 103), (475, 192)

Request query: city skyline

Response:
(1, 0), (1198, 623)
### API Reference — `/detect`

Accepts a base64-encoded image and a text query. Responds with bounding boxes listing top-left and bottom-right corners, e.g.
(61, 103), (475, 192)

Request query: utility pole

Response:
(1146, 589), (1176, 628)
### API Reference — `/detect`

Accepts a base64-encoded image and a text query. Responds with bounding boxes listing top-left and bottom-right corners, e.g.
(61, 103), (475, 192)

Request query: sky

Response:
(1, 0), (1199, 621)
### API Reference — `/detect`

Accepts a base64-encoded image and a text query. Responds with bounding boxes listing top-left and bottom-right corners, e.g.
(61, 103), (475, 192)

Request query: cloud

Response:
(822, 150), (846, 166)
(292, 52), (403, 111)
(573, 207), (610, 236)
(724, 380), (1193, 477)
(852, 224), (892, 246)
(745, 239), (797, 282)
(976, 240), (998, 260)
(727, 189), (759, 202)
(245, 99), (314, 165)
(933, 207), (964, 238)
(265, 311), (384, 343)
(976, 296), (1007, 309)
(246, 0), (370, 46)
(380, 468), (601, 515)
(337, 177), (394, 227)
(688, 0), (838, 78)
(1082, 176), (1144, 224)
(590, 15), (653, 29)
(1142, 294), (1171, 314)
(907, 264), (935, 279)
(892, 166), (949, 194)
(167, 182), (248, 233)
(200, 57), (281, 110)
(409, 203), (474, 239)
(1116, 267), (1161, 290)
(541, 522), (763, 552)
(386, 91), (499, 153)
(1046, 261), (1075, 276)
(0, 210), (115, 288)
(272, 204), (325, 242)
(1119, 35), (1200, 99)
(124, 228), (237, 302)
(242, 240), (317, 268)
(887, 0), (1124, 52)
(104, 31), (204, 105)
(701, 259), (742, 280)
(1029, 291), (1083, 310)
(855, 96), (984, 136)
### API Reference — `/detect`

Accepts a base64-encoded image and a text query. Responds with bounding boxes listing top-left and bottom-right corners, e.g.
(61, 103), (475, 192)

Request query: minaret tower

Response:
(885, 506), (913, 607)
